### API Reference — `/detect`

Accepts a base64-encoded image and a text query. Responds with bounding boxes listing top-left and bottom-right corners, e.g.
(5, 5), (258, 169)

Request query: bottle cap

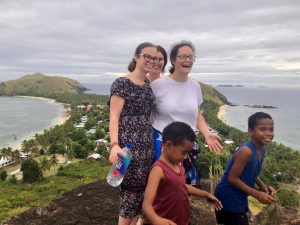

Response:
(125, 143), (132, 149)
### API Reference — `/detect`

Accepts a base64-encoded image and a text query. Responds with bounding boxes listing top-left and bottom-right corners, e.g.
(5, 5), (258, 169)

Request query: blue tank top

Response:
(214, 141), (265, 213)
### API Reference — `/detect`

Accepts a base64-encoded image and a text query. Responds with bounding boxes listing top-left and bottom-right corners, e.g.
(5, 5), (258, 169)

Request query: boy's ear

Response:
(248, 128), (253, 137)
(163, 141), (172, 150)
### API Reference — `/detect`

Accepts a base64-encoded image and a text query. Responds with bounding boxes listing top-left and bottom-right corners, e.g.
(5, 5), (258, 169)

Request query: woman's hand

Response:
(205, 133), (223, 153)
(109, 145), (121, 163)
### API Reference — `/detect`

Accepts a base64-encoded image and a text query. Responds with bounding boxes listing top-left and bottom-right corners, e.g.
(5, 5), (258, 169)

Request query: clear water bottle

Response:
(107, 143), (132, 187)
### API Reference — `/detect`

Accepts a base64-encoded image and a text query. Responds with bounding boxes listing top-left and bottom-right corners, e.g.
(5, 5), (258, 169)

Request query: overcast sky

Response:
(1, 0), (300, 84)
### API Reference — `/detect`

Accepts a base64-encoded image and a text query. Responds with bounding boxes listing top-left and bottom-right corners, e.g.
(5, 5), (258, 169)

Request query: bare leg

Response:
(118, 216), (138, 225)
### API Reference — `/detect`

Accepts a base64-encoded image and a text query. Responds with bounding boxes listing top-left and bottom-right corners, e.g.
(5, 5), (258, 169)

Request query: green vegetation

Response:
(0, 73), (87, 95)
(21, 159), (43, 183)
(200, 82), (230, 105)
(277, 188), (300, 207)
(0, 170), (7, 181)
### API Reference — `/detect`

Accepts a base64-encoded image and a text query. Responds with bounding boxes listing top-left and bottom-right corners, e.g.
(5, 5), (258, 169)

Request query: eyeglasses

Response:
(176, 54), (196, 61)
(138, 54), (163, 63)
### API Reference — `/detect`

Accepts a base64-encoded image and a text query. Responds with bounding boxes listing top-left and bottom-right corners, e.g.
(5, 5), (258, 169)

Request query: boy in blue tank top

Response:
(215, 112), (277, 225)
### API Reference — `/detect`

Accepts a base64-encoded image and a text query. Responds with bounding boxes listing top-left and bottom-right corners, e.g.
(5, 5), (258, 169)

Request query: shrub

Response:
(0, 170), (7, 181)
(21, 158), (43, 182)
(39, 148), (45, 155)
(9, 175), (17, 184)
(277, 188), (300, 207)
(73, 143), (88, 158)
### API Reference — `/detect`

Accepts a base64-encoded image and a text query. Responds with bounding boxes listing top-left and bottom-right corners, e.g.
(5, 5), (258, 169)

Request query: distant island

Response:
(244, 104), (278, 109)
(0, 73), (89, 96)
(217, 84), (244, 87)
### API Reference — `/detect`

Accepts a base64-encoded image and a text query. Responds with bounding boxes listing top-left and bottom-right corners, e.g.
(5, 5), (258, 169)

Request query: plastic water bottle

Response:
(107, 143), (132, 187)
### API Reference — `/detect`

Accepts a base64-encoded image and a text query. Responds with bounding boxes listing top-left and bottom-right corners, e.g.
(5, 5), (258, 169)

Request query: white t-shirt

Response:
(151, 76), (203, 132)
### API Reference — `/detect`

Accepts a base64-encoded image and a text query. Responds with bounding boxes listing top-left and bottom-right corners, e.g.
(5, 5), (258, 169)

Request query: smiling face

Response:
(249, 118), (274, 145)
(135, 47), (158, 73)
(172, 46), (195, 75)
(150, 51), (165, 75)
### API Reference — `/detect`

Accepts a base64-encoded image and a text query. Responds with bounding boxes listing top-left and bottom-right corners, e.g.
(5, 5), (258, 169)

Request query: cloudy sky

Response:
(0, 0), (300, 85)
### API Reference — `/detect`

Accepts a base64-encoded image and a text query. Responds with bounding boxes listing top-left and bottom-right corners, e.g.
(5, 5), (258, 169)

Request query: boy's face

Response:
(249, 118), (274, 145)
(165, 139), (193, 164)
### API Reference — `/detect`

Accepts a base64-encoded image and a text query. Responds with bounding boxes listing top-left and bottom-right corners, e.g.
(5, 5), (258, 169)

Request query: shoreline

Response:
(1, 96), (71, 150)
(217, 104), (228, 122)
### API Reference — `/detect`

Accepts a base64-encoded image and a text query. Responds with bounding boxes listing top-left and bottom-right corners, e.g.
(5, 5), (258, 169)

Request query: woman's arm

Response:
(109, 95), (125, 163)
(196, 110), (223, 153)
(228, 148), (275, 204)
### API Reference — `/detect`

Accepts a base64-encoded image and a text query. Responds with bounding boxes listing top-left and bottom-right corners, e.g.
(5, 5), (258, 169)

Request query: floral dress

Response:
(110, 77), (154, 218)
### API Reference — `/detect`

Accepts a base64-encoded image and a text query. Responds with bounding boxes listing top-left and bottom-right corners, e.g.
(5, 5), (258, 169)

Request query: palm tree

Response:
(65, 148), (75, 163)
(0, 147), (12, 168)
(11, 149), (21, 164)
(0, 148), (5, 168)
(49, 154), (59, 172)
(39, 157), (50, 177)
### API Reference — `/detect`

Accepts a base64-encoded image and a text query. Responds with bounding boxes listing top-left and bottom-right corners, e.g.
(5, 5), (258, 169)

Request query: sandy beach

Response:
(217, 104), (228, 122)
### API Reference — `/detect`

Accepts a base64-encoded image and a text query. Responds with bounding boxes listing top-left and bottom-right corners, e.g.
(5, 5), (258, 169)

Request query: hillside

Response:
(200, 82), (230, 105)
(0, 73), (88, 96)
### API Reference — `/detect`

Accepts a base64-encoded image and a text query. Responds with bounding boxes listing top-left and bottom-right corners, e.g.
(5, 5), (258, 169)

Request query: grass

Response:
(0, 159), (110, 222)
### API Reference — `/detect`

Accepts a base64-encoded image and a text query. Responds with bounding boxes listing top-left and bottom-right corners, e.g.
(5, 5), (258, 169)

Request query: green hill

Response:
(200, 82), (230, 105)
(0, 73), (88, 96)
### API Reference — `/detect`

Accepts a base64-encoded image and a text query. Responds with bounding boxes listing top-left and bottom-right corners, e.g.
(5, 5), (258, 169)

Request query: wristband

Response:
(110, 142), (119, 148)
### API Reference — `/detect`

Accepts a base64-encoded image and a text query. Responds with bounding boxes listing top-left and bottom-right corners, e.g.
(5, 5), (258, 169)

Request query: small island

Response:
(244, 104), (278, 109)
(217, 84), (244, 87)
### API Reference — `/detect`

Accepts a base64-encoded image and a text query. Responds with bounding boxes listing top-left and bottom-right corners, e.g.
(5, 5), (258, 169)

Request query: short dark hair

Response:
(169, 40), (195, 73)
(157, 45), (168, 72)
(128, 42), (155, 72)
(162, 121), (196, 145)
(248, 112), (273, 130)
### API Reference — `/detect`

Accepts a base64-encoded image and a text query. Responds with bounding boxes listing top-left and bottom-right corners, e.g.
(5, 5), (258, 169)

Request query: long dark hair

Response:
(169, 40), (195, 73)
(128, 42), (155, 72)
(157, 45), (168, 72)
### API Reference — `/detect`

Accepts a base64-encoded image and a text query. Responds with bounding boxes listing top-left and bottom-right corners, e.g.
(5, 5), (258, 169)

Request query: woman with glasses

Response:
(109, 42), (158, 225)
(146, 45), (168, 83)
(150, 40), (223, 187)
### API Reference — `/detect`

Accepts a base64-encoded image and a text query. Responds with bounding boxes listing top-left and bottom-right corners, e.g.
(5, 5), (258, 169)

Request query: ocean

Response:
(215, 86), (300, 150)
(0, 97), (64, 149)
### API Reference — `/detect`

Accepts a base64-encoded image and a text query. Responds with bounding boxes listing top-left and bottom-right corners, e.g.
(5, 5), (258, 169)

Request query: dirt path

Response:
(7, 180), (119, 225)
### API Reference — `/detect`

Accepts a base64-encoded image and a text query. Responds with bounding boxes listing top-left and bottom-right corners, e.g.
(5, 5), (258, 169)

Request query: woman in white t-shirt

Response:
(151, 40), (223, 187)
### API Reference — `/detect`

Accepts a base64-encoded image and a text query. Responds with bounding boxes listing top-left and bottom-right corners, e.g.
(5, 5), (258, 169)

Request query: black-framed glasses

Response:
(138, 54), (163, 63)
(176, 54), (196, 61)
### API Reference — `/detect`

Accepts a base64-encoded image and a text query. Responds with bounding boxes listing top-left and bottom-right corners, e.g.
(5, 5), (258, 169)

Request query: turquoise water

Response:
(215, 87), (300, 150)
(0, 97), (64, 149)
